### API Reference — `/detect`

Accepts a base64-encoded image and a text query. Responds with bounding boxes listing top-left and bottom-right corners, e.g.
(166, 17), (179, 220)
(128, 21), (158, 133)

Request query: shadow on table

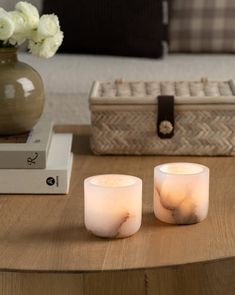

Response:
(9, 224), (98, 244)
(142, 211), (174, 228)
(72, 134), (91, 155)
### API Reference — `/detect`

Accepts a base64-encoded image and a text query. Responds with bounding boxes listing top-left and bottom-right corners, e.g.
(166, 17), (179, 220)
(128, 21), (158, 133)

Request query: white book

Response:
(0, 119), (54, 169)
(0, 134), (73, 194)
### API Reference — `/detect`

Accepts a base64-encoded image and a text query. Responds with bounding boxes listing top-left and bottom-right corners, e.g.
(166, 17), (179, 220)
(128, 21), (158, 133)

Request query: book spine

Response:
(0, 170), (68, 194)
(0, 151), (46, 169)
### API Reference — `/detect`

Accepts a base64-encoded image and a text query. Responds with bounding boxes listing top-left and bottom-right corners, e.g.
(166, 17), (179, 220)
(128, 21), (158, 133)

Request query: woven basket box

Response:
(89, 79), (235, 155)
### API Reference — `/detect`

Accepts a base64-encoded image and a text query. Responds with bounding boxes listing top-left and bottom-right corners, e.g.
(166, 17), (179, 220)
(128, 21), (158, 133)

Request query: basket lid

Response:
(90, 79), (235, 105)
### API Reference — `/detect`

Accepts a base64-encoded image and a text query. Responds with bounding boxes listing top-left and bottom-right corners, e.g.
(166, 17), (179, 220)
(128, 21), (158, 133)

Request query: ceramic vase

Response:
(0, 48), (45, 135)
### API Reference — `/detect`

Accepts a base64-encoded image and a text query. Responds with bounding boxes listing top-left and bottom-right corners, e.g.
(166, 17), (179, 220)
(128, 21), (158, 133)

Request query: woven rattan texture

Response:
(99, 81), (234, 97)
(91, 109), (235, 155)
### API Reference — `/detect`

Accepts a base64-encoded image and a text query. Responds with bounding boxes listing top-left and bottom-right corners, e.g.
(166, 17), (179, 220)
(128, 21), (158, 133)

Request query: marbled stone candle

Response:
(154, 163), (209, 225)
(84, 174), (142, 238)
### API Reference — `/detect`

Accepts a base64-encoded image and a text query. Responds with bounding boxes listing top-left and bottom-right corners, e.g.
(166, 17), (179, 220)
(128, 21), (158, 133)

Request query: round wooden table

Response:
(0, 126), (235, 295)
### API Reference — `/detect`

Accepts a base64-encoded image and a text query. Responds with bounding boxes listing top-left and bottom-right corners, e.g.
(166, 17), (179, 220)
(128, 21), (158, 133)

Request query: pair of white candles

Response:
(84, 162), (209, 238)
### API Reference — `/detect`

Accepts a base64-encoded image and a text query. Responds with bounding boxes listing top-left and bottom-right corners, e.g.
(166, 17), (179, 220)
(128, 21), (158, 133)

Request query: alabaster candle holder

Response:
(154, 163), (209, 225)
(84, 174), (142, 238)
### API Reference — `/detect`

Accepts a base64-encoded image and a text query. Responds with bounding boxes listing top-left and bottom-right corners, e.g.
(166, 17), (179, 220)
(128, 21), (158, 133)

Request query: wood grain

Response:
(1, 125), (235, 294)
(1, 259), (235, 295)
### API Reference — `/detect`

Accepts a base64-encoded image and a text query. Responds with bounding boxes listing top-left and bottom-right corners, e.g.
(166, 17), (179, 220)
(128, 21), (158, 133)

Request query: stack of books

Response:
(0, 119), (73, 194)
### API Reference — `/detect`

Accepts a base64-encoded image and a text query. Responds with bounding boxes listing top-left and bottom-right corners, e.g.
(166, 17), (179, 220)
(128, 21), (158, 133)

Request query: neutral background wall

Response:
(1, 0), (42, 10)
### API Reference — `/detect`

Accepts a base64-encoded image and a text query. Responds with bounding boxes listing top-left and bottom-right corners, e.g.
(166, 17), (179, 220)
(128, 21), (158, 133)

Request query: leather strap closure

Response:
(157, 95), (174, 139)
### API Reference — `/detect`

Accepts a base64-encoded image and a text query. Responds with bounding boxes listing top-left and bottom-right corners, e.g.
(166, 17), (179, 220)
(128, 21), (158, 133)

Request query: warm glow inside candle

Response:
(84, 174), (142, 238)
(154, 163), (209, 225)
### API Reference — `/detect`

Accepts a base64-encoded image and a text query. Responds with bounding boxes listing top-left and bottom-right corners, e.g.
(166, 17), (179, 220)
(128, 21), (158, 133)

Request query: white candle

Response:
(84, 174), (142, 238)
(154, 163), (209, 225)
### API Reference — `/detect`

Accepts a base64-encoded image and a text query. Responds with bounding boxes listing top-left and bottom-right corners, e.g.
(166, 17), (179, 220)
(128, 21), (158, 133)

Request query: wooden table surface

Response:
(1, 125), (235, 295)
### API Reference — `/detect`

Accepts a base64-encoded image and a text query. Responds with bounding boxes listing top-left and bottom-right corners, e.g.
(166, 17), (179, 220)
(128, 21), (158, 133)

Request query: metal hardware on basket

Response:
(157, 95), (175, 139)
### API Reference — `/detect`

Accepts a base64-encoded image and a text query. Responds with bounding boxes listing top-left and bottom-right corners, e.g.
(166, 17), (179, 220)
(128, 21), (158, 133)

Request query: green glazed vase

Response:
(0, 48), (45, 135)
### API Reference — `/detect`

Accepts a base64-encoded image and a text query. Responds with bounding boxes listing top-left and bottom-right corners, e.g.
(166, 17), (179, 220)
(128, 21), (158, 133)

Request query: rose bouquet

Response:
(0, 1), (63, 58)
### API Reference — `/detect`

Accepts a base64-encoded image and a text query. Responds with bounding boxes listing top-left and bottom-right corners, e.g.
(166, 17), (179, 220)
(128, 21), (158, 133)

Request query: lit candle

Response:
(154, 163), (209, 225)
(84, 174), (142, 238)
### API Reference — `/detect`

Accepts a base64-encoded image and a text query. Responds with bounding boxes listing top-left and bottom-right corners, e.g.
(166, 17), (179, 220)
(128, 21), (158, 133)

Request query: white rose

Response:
(8, 10), (33, 46)
(0, 8), (15, 40)
(15, 1), (39, 30)
(9, 11), (29, 34)
(9, 33), (26, 46)
(37, 14), (60, 39)
(28, 30), (63, 58)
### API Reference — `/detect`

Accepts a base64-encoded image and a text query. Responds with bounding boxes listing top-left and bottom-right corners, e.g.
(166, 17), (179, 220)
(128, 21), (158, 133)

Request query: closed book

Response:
(0, 133), (73, 194)
(0, 119), (53, 169)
